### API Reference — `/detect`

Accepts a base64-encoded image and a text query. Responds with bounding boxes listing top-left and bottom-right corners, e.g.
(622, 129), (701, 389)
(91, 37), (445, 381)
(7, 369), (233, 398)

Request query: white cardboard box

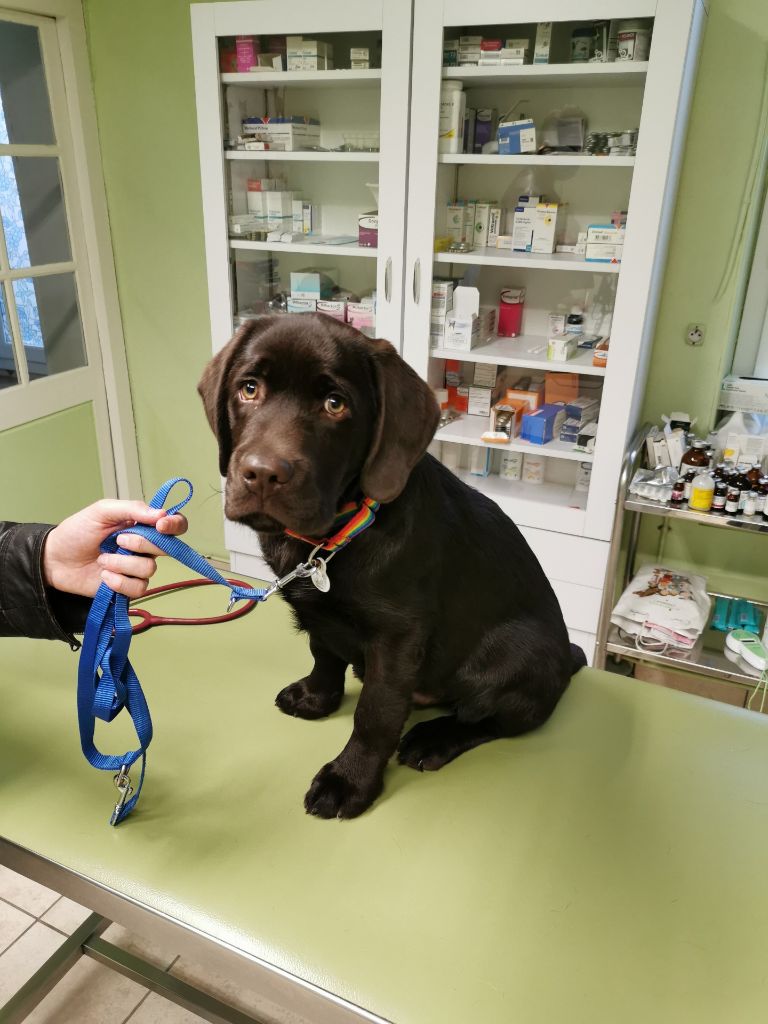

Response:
(719, 375), (768, 414)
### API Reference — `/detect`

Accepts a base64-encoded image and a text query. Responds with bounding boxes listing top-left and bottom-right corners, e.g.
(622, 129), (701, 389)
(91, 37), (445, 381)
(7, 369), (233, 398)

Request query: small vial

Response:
(743, 491), (758, 517)
(725, 485), (740, 516)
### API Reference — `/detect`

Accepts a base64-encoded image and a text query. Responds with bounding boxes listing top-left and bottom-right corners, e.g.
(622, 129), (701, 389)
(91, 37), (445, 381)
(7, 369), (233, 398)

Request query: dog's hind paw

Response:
(275, 678), (343, 720)
(398, 715), (490, 771)
(304, 762), (382, 819)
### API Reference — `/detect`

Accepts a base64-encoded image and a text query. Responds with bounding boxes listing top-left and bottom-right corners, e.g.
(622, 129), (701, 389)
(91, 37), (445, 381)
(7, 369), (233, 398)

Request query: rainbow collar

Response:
(285, 496), (380, 553)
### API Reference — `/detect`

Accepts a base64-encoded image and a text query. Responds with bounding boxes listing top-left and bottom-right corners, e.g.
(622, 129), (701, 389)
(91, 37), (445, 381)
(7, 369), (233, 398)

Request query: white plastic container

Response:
(500, 450), (523, 480)
(438, 81), (465, 154)
(522, 452), (545, 484)
(615, 20), (652, 62)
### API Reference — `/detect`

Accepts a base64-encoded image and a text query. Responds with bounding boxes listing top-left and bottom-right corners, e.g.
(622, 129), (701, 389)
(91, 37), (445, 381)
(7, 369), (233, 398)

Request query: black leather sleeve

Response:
(0, 522), (89, 647)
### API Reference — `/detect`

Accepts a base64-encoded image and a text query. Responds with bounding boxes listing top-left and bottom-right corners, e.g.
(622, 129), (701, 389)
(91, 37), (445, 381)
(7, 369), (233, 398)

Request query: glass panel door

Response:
(0, 15), (86, 389)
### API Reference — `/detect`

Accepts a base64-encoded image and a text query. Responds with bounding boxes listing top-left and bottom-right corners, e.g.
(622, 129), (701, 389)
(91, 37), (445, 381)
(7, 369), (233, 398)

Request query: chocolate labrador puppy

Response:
(198, 314), (584, 819)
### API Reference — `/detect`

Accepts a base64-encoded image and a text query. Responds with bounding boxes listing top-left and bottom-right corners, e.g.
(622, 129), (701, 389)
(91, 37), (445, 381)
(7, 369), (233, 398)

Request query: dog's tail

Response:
(570, 643), (588, 675)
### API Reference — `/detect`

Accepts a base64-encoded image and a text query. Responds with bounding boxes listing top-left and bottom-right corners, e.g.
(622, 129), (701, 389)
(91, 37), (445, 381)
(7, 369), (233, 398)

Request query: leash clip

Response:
(109, 765), (134, 826)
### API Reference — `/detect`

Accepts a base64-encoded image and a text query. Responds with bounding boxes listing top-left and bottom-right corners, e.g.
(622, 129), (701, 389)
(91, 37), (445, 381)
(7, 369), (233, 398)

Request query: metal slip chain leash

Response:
(78, 477), (379, 826)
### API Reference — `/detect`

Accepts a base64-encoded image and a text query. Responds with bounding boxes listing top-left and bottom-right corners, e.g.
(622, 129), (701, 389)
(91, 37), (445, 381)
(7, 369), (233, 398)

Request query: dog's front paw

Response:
(275, 678), (343, 720)
(304, 762), (383, 819)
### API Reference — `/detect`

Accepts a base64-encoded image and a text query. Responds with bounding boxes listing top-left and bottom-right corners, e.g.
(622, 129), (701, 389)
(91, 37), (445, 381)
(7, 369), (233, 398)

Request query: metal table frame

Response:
(0, 837), (389, 1024)
(594, 423), (768, 687)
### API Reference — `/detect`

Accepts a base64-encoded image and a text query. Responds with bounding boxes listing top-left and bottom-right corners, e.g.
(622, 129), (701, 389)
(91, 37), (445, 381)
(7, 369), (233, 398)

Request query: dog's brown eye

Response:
(239, 380), (259, 401)
(324, 394), (346, 416)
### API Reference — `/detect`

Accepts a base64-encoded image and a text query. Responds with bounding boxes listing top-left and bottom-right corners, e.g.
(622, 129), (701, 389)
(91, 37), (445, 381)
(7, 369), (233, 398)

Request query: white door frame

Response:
(0, 0), (140, 497)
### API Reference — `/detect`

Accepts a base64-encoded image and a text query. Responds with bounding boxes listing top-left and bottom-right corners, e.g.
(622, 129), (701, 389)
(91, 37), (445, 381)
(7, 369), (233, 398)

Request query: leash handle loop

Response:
(78, 478), (268, 825)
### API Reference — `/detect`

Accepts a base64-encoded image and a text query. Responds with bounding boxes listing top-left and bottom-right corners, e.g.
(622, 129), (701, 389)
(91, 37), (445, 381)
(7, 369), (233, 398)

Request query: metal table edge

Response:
(0, 836), (392, 1024)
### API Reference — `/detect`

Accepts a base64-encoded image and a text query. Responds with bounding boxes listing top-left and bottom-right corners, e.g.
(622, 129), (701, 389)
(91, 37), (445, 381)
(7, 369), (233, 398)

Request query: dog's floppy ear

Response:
(197, 318), (273, 476)
(360, 338), (440, 503)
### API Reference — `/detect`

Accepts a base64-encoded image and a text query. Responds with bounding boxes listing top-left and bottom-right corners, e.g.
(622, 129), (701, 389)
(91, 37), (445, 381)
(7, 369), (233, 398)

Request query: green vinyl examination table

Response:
(2, 567), (768, 1024)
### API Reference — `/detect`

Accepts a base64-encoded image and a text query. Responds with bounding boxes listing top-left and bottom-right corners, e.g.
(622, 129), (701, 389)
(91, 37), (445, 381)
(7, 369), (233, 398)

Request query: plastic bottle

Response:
(689, 472), (714, 512)
(438, 82), (465, 154)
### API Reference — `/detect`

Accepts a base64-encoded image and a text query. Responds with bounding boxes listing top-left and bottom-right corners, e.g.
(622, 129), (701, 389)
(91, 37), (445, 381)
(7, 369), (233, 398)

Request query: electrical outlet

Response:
(685, 323), (705, 346)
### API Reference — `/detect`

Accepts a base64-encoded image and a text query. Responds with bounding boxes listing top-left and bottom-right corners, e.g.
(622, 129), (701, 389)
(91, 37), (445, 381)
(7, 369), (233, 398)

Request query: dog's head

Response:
(197, 314), (440, 536)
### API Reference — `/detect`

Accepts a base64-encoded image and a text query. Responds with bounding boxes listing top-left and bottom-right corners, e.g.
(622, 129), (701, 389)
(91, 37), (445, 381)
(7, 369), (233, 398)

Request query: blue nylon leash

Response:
(78, 477), (269, 825)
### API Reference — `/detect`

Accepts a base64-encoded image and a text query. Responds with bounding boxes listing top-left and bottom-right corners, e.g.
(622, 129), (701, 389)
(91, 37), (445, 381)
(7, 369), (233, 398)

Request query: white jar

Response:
(615, 19), (652, 62)
(438, 81), (465, 154)
(522, 452), (545, 485)
(500, 450), (523, 480)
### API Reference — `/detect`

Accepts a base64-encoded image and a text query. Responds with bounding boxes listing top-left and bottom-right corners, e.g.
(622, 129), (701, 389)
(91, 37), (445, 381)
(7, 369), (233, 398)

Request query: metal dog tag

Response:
(310, 558), (331, 593)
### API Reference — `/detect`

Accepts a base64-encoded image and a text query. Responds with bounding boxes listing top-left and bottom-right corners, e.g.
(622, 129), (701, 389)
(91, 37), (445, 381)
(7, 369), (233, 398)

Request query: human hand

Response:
(42, 499), (188, 599)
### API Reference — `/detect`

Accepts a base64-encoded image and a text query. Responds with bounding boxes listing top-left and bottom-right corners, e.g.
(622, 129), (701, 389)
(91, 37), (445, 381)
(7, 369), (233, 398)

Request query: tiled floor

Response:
(0, 867), (307, 1024)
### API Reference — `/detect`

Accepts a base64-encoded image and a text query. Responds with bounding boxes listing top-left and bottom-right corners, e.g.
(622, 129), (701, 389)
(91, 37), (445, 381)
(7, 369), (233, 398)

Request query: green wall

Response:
(84, 0), (227, 559)
(635, 0), (768, 602)
(83, 0), (768, 591)
(0, 403), (103, 523)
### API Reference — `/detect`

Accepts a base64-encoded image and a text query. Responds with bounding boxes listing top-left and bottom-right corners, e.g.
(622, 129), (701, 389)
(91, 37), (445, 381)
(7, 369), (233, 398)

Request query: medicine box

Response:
(565, 396), (600, 424)
(358, 212), (378, 248)
(290, 270), (334, 300)
(473, 202), (492, 248)
(521, 403), (566, 445)
(511, 206), (536, 251)
(532, 203), (559, 254)
(547, 335), (577, 362)
(559, 418), (581, 443)
(533, 22), (552, 64)
(446, 203), (464, 243)
(497, 118), (536, 155)
(505, 377), (544, 412)
(287, 297), (317, 314)
(468, 386), (493, 417)
(585, 224), (625, 263)
(544, 372), (580, 405)
(431, 279), (454, 316)
(469, 446), (491, 477)
(576, 422), (598, 453)
(474, 108), (498, 152)
(316, 299), (346, 321)
(719, 375), (768, 415)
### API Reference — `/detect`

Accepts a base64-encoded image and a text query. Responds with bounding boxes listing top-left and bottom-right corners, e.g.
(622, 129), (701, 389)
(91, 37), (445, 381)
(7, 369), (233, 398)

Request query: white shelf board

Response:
(439, 154), (635, 167)
(436, 413), (593, 463)
(432, 336), (607, 376)
(221, 70), (382, 89)
(442, 63), (648, 88)
(230, 239), (377, 258)
(435, 248), (620, 273)
(225, 150), (379, 163)
(455, 468), (587, 534)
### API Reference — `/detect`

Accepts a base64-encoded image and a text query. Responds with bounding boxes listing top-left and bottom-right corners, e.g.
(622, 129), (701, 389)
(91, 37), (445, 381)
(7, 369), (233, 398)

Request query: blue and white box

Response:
(497, 118), (536, 154)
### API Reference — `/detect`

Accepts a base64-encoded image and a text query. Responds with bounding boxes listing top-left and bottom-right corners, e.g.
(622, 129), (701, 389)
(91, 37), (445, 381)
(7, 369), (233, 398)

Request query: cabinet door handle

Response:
(384, 257), (392, 302)
(412, 258), (421, 304)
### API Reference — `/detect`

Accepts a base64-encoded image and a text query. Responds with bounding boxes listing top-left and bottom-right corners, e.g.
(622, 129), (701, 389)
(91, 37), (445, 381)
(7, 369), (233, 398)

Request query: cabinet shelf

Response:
(435, 248), (620, 273)
(221, 70), (382, 89)
(442, 63), (648, 88)
(432, 335), (607, 376)
(456, 469), (587, 534)
(225, 150), (379, 163)
(437, 413), (593, 463)
(439, 154), (635, 167)
(229, 239), (377, 258)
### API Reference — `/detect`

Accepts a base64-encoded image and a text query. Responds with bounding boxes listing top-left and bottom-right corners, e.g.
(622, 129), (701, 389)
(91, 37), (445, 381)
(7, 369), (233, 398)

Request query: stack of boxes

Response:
(446, 200), (503, 250)
(431, 284), (496, 353)
(350, 47), (370, 69)
(229, 178), (320, 239)
(443, 35), (530, 66)
(240, 115), (321, 152)
(506, 196), (560, 254)
(286, 37), (334, 71)
(287, 270), (376, 334)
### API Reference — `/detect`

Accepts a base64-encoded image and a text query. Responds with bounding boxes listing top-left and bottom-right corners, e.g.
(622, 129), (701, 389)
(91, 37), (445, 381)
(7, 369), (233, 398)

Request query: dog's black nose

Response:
(241, 454), (294, 492)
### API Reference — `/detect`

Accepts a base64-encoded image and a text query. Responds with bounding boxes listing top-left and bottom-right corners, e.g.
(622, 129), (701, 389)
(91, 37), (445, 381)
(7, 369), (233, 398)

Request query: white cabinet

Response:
(192, 0), (706, 657)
